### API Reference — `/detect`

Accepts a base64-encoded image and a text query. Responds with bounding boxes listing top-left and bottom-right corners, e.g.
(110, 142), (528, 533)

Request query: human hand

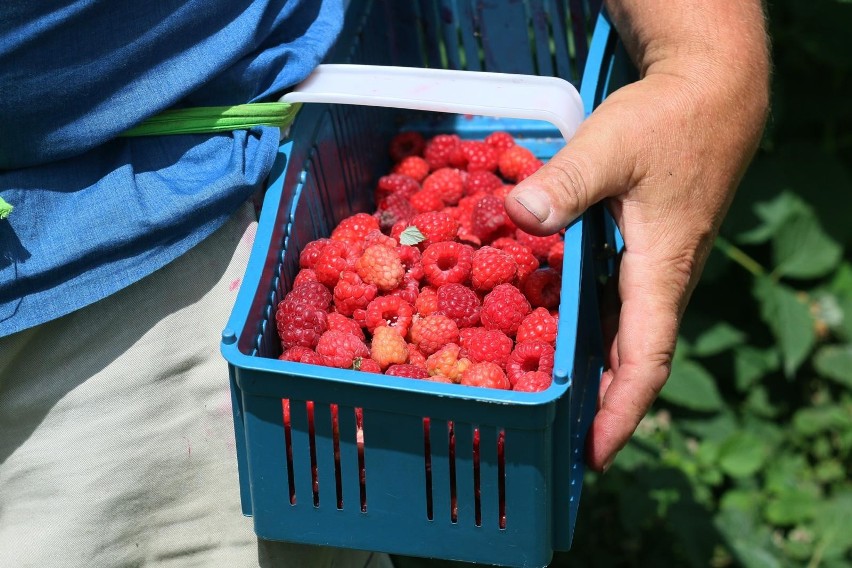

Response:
(505, 0), (770, 471)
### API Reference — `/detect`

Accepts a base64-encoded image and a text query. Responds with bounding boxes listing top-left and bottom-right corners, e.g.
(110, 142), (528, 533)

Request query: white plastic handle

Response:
(281, 64), (584, 142)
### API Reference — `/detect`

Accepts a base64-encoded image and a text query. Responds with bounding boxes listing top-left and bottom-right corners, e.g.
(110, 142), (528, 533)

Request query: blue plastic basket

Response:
(221, 2), (632, 566)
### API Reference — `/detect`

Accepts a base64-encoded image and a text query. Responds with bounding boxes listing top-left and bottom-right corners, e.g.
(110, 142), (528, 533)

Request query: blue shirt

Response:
(0, 0), (343, 337)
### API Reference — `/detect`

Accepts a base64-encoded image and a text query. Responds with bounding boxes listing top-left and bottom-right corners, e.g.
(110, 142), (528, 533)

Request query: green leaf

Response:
(658, 358), (724, 412)
(772, 205), (843, 279)
(398, 225), (426, 246)
(753, 276), (816, 377)
(718, 432), (769, 478)
(813, 344), (852, 387)
(764, 489), (818, 525)
(0, 196), (12, 220)
(792, 405), (852, 437)
(690, 322), (747, 357)
(733, 346), (780, 391)
(738, 191), (806, 245)
(812, 490), (852, 559)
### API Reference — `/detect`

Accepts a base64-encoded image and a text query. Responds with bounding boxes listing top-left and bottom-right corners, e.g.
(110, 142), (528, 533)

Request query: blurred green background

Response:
(396, 0), (852, 566)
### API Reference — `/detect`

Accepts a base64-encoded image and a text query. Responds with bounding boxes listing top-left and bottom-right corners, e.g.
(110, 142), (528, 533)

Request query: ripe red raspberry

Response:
(464, 170), (503, 195)
(480, 283), (531, 337)
(299, 238), (332, 270)
(385, 364), (430, 379)
(276, 298), (328, 350)
(364, 295), (415, 337)
(471, 246), (518, 292)
(547, 240), (564, 272)
(326, 311), (366, 341)
(506, 340), (555, 387)
(397, 245), (424, 281)
(376, 173), (421, 203)
(491, 237), (540, 283)
(424, 134), (461, 171)
(471, 194), (512, 243)
(407, 343), (428, 368)
(316, 330), (370, 369)
(415, 286), (439, 316)
(410, 314), (460, 355)
(314, 240), (358, 289)
(498, 145), (538, 182)
(376, 190), (418, 232)
(293, 268), (319, 287)
(516, 307), (558, 346)
(426, 343), (472, 382)
(389, 131), (426, 162)
(354, 357), (383, 374)
(388, 275), (420, 306)
(424, 373), (454, 384)
(331, 213), (380, 248)
(393, 156), (430, 182)
(355, 244), (405, 292)
(279, 346), (323, 365)
(409, 189), (445, 213)
(522, 267), (561, 309)
(421, 241), (474, 287)
(364, 229), (398, 249)
(370, 326), (410, 370)
(457, 140), (499, 173)
(285, 280), (333, 310)
(411, 211), (459, 248)
(459, 328), (513, 369)
(516, 159), (544, 182)
(436, 283), (480, 328)
(485, 131), (515, 152)
(460, 362), (510, 390)
(333, 271), (378, 316)
(422, 168), (465, 206)
(515, 230), (562, 263)
(513, 371), (552, 392)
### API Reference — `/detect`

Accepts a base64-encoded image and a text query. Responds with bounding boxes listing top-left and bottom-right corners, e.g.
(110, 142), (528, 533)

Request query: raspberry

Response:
(516, 159), (544, 182)
(516, 307), (558, 346)
(389, 131), (426, 162)
(397, 245), (424, 281)
(376, 189), (418, 231)
(385, 364), (430, 379)
(421, 241), (474, 287)
(314, 240), (358, 289)
(410, 211), (459, 248)
(460, 362), (510, 390)
(393, 156), (430, 182)
(293, 268), (319, 287)
(410, 314), (460, 355)
(316, 330), (370, 369)
(276, 298), (328, 350)
(326, 311), (366, 341)
(388, 275), (420, 306)
(333, 271), (378, 316)
(285, 280), (332, 310)
(515, 230), (562, 263)
(522, 268), (561, 309)
(464, 170), (503, 195)
(355, 244), (405, 291)
(424, 134), (461, 171)
(498, 145), (538, 182)
(299, 238), (333, 270)
(436, 283), (480, 328)
(407, 343), (427, 368)
(422, 168), (465, 206)
(370, 326), (410, 370)
(471, 194), (512, 243)
(364, 229), (398, 249)
(457, 140), (499, 173)
(409, 190), (445, 213)
(279, 346), (323, 365)
(491, 238), (540, 283)
(459, 328), (513, 369)
(471, 246), (518, 292)
(480, 283), (531, 337)
(424, 374), (454, 384)
(415, 286), (439, 316)
(376, 173), (421, 203)
(547, 240), (564, 272)
(426, 343), (472, 382)
(484, 131), (515, 152)
(354, 357), (383, 374)
(513, 371), (552, 392)
(364, 295), (415, 336)
(331, 213), (380, 248)
(506, 340), (555, 387)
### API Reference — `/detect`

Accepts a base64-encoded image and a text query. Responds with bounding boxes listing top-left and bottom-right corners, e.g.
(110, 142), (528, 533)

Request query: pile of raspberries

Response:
(275, 131), (564, 393)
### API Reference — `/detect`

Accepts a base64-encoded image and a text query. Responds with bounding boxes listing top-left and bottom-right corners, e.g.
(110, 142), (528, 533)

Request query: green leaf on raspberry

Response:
(352, 357), (363, 371)
(399, 225), (426, 246)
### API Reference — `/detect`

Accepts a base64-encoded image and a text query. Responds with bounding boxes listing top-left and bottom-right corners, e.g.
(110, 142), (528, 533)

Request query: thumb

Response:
(505, 108), (637, 236)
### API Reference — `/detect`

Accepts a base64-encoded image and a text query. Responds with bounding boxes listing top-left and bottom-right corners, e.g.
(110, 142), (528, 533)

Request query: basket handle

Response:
(281, 64), (584, 142)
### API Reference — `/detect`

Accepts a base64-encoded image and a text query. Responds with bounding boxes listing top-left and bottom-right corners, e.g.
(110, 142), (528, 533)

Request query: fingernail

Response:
(601, 454), (615, 473)
(513, 188), (552, 224)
